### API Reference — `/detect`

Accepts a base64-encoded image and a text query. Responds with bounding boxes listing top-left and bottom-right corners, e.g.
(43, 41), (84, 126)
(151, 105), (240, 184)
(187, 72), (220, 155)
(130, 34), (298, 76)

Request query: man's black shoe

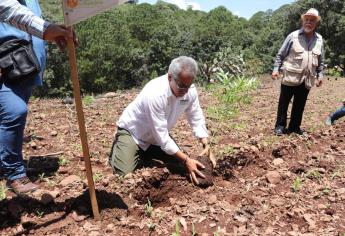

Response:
(274, 127), (285, 136)
(288, 128), (305, 135)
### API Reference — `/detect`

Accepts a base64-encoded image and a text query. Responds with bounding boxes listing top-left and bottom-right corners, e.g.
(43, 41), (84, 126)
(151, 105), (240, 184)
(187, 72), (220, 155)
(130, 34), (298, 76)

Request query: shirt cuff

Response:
(193, 124), (209, 138)
(29, 17), (49, 39)
(162, 139), (179, 155)
(273, 67), (279, 73)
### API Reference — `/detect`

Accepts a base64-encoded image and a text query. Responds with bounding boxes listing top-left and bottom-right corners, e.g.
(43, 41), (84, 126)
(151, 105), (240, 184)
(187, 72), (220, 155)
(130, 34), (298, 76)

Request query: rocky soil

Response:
(0, 76), (344, 236)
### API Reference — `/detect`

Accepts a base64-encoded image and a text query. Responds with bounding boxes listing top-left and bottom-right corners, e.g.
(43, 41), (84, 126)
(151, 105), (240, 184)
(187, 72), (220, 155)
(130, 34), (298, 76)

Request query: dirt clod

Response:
(194, 155), (214, 188)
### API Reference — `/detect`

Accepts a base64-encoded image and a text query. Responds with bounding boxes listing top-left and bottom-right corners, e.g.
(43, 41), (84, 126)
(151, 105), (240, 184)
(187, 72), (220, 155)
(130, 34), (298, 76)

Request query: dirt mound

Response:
(193, 154), (214, 188)
(132, 168), (196, 207)
(214, 150), (253, 180)
(132, 168), (170, 205)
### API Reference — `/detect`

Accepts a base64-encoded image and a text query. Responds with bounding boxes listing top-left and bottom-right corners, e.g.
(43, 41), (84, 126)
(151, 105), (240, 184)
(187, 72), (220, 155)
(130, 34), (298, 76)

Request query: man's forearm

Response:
(174, 150), (189, 165)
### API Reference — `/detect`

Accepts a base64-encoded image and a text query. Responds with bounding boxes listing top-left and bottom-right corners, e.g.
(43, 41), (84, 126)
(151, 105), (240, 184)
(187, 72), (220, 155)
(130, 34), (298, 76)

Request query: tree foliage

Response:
(36, 0), (345, 97)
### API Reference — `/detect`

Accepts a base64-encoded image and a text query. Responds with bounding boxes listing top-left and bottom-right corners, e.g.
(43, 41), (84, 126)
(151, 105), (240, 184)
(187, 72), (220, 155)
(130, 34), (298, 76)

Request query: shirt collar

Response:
(299, 28), (320, 39)
(164, 74), (173, 97)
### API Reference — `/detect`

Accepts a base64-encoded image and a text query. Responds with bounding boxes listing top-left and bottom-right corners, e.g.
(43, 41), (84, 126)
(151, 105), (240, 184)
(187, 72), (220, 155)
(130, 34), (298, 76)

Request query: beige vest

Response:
(282, 30), (323, 89)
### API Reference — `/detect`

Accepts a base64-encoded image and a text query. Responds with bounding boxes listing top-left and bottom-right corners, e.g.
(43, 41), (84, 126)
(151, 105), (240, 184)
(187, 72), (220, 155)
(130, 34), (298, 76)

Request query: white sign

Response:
(62, 0), (129, 26)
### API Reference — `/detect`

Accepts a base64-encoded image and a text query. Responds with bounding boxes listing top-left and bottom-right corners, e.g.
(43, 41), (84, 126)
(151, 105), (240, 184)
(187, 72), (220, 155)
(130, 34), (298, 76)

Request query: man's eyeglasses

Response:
(174, 79), (193, 91)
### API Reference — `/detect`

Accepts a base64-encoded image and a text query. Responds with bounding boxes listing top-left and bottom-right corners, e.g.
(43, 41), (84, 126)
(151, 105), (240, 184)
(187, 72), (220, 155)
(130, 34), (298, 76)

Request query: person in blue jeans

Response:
(325, 99), (345, 125)
(0, 0), (76, 194)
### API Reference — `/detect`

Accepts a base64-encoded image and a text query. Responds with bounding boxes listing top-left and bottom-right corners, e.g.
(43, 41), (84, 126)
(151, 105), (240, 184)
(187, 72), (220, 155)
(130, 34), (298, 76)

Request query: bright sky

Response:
(138, 0), (295, 19)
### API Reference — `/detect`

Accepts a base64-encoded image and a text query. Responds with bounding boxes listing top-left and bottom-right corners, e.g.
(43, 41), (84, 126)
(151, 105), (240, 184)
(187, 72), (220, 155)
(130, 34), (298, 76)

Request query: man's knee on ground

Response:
(111, 163), (135, 177)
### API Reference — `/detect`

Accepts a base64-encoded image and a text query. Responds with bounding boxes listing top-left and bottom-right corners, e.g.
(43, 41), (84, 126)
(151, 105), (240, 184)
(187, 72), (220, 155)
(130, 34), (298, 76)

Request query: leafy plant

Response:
(58, 157), (69, 166)
(147, 222), (156, 232)
(322, 187), (330, 195)
(93, 173), (103, 183)
(207, 73), (258, 121)
(38, 173), (45, 181)
(36, 211), (44, 218)
(305, 170), (322, 182)
(291, 176), (302, 192)
(0, 183), (7, 201)
(82, 95), (94, 106)
(144, 198), (154, 217)
(44, 177), (56, 188)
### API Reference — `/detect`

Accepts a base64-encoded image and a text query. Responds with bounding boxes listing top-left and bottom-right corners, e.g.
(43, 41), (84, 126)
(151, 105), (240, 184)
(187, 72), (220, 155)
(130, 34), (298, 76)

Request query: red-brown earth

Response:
(0, 76), (344, 235)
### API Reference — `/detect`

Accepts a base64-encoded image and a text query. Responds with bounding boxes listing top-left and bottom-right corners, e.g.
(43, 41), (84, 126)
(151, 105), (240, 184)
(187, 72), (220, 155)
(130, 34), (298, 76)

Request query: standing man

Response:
(109, 56), (214, 185)
(0, 0), (76, 194)
(272, 8), (324, 136)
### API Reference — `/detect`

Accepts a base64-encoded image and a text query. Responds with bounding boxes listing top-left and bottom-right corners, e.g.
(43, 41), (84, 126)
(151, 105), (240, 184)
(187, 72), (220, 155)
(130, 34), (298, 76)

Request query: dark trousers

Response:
(275, 83), (310, 131)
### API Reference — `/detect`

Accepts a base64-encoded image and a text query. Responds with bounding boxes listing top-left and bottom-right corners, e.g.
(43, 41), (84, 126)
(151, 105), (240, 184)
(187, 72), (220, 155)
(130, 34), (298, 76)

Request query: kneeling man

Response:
(109, 56), (213, 185)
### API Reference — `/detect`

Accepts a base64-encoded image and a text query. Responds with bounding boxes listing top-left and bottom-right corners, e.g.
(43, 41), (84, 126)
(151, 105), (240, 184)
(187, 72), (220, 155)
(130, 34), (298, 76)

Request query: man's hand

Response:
(185, 157), (205, 185)
(315, 79), (323, 87)
(198, 145), (216, 168)
(271, 71), (279, 80)
(43, 24), (78, 51)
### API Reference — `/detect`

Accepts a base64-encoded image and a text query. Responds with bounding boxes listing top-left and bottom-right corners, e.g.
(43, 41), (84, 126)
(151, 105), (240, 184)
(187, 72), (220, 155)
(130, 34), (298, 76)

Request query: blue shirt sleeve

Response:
(273, 33), (293, 73)
(0, 0), (50, 39)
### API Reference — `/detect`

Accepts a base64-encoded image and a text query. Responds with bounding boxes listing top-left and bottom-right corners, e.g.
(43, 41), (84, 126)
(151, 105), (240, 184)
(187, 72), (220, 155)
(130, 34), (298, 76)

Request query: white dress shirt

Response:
(117, 74), (208, 155)
(0, 0), (49, 39)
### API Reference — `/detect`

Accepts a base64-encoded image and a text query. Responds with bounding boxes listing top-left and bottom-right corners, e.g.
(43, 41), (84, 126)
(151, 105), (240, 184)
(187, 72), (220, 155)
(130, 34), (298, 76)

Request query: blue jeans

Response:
(330, 105), (345, 123)
(0, 82), (32, 181)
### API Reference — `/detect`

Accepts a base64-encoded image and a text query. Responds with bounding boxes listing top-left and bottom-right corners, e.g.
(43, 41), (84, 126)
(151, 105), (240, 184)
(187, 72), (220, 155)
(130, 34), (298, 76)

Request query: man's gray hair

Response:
(168, 56), (198, 80)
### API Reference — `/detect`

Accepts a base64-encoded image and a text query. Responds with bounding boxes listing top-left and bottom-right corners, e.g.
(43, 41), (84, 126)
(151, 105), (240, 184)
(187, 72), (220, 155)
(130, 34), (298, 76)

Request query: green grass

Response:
(171, 220), (180, 236)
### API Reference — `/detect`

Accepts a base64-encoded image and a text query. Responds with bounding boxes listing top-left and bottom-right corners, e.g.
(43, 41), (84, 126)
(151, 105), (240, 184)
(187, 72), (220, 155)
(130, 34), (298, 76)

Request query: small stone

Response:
(169, 198), (176, 205)
(103, 92), (116, 98)
(336, 188), (345, 195)
(266, 171), (281, 184)
(207, 195), (217, 205)
(106, 223), (114, 233)
(71, 211), (87, 222)
(209, 223), (217, 228)
(62, 97), (73, 105)
(179, 217), (187, 231)
(141, 170), (151, 177)
(303, 214), (316, 230)
(271, 198), (285, 206)
(317, 204), (327, 210)
(59, 175), (81, 187)
(58, 166), (69, 174)
(273, 158), (284, 166)
(30, 142), (37, 149)
(50, 131), (58, 136)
